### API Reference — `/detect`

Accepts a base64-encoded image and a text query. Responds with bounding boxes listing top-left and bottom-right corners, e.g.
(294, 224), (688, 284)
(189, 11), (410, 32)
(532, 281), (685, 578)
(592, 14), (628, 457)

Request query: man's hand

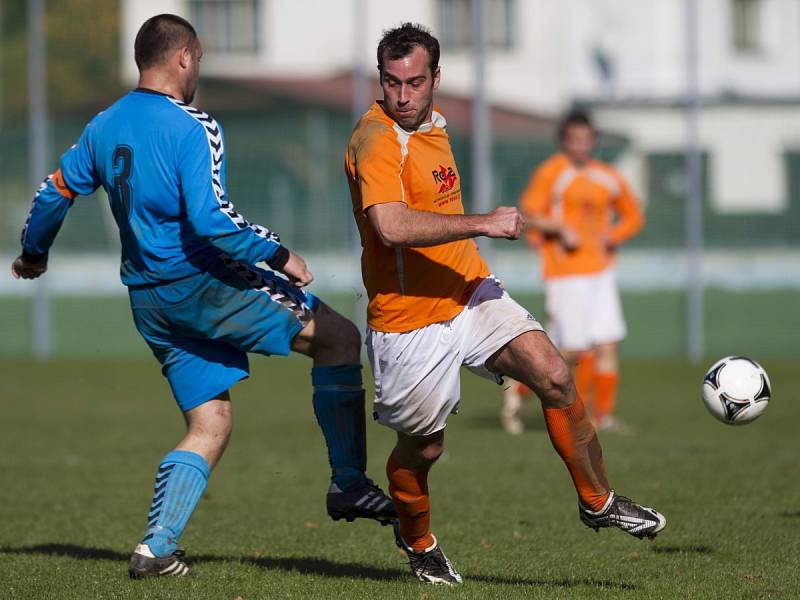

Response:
(483, 206), (525, 240)
(280, 250), (313, 288)
(559, 225), (581, 251)
(11, 253), (48, 280)
(602, 234), (617, 253)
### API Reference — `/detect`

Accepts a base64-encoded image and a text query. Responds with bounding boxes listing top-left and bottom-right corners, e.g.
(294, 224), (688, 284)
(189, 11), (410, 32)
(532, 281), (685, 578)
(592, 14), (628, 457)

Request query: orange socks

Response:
(575, 352), (596, 409)
(543, 397), (610, 511)
(593, 371), (619, 423)
(386, 453), (434, 551)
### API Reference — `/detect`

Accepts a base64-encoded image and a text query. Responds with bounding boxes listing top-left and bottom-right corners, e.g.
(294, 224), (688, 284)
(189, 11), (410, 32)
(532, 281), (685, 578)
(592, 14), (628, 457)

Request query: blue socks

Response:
(139, 366), (367, 556)
(141, 450), (210, 557)
(311, 364), (368, 492)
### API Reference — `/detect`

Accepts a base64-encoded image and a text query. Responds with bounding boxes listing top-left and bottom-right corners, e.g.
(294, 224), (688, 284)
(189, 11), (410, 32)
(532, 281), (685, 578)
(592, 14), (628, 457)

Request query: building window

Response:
(731, 0), (762, 53)
(438, 0), (515, 51)
(189, 0), (260, 54)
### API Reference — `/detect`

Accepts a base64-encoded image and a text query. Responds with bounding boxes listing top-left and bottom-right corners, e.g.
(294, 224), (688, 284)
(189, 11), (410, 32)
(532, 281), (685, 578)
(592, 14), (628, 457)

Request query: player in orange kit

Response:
(502, 110), (644, 434)
(346, 24), (663, 585)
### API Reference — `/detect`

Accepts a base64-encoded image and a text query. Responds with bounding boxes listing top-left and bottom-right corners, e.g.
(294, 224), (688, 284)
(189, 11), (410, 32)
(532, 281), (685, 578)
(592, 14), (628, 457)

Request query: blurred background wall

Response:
(2, 0), (799, 359)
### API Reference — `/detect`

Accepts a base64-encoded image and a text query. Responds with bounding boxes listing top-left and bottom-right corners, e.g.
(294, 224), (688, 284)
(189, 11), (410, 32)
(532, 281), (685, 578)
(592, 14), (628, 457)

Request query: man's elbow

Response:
(372, 221), (407, 247)
(376, 228), (404, 247)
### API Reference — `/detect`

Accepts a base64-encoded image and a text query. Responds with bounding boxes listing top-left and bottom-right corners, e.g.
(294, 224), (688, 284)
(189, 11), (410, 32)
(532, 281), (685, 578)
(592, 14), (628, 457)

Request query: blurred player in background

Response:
(345, 24), (664, 585)
(12, 14), (394, 579)
(502, 110), (644, 434)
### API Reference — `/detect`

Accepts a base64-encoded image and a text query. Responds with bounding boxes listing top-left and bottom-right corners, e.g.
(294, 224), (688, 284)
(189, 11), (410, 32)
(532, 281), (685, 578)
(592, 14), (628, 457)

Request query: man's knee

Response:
(187, 399), (233, 447)
(539, 357), (575, 408)
(419, 441), (444, 464)
(309, 305), (361, 359)
(396, 432), (444, 469)
(334, 317), (361, 353)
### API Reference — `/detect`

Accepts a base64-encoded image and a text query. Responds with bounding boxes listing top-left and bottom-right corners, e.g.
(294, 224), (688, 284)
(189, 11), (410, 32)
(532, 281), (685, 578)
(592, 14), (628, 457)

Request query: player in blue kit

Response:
(11, 14), (394, 578)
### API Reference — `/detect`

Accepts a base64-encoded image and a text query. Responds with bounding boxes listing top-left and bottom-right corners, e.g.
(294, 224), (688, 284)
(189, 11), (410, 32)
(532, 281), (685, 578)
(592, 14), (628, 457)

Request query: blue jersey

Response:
(20, 88), (283, 286)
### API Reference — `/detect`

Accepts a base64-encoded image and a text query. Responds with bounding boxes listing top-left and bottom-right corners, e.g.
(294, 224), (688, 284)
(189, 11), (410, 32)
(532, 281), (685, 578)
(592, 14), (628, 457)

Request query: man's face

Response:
(183, 41), (202, 104)
(561, 123), (596, 166)
(380, 45), (440, 131)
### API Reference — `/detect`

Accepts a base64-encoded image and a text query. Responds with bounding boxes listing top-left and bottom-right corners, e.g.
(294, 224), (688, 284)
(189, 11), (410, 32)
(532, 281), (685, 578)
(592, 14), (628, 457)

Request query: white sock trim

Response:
(580, 489), (616, 515)
(133, 543), (155, 558)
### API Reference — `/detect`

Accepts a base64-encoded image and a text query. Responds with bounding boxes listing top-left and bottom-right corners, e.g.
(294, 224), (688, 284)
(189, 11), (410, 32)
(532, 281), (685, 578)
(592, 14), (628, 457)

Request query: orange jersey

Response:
(520, 153), (644, 279)
(345, 103), (489, 333)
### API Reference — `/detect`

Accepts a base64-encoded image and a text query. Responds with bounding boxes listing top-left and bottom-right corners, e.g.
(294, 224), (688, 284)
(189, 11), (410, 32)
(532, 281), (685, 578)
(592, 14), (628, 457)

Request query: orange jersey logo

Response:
(433, 164), (457, 193)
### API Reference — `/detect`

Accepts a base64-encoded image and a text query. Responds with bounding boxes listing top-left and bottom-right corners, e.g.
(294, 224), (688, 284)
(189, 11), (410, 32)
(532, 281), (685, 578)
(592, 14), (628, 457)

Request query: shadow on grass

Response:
(0, 543), (638, 589)
(651, 545), (713, 555)
(223, 554), (404, 581)
(469, 574), (637, 590)
(780, 510), (800, 518)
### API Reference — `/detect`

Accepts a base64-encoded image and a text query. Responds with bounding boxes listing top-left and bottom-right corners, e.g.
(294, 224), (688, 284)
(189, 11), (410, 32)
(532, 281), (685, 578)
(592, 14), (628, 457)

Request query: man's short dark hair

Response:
(377, 23), (440, 75)
(134, 14), (198, 71)
(557, 109), (595, 140)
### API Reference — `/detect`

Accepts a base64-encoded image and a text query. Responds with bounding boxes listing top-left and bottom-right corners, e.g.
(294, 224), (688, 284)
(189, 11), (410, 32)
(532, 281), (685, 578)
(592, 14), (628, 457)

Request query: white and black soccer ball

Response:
(702, 356), (771, 425)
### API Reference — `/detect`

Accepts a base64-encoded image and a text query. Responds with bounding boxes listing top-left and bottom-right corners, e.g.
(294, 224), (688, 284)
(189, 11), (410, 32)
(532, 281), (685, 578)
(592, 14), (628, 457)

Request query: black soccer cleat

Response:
(326, 479), (397, 525)
(579, 490), (667, 539)
(393, 521), (462, 585)
(128, 543), (190, 578)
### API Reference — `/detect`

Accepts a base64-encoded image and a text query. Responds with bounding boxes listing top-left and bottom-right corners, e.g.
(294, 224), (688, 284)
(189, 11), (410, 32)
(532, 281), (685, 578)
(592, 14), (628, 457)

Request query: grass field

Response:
(2, 288), (799, 360)
(1, 357), (798, 599)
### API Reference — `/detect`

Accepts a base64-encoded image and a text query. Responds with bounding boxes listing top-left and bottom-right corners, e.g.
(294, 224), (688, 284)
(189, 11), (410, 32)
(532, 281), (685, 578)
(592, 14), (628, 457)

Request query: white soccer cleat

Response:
(128, 543), (190, 578)
(579, 490), (667, 539)
(393, 523), (462, 585)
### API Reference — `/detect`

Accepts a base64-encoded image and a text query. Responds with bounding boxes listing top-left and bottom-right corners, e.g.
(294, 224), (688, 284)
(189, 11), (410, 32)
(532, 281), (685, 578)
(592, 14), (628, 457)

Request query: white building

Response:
(122, 0), (800, 217)
(122, 1), (800, 104)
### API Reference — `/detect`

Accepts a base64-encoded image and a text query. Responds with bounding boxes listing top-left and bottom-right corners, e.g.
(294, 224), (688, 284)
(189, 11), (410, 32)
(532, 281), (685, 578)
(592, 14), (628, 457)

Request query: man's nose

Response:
(397, 85), (409, 104)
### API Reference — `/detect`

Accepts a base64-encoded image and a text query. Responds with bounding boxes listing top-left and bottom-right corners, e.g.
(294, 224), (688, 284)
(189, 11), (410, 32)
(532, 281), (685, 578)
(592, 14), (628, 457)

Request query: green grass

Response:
(2, 288), (799, 360)
(1, 357), (799, 598)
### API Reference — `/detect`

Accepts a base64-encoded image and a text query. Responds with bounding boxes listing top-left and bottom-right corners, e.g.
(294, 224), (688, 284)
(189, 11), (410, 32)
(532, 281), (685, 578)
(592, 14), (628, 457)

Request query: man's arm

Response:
(179, 120), (311, 285)
(523, 213), (580, 251)
(518, 162), (580, 251)
(366, 202), (524, 248)
(607, 179), (644, 249)
(12, 123), (101, 280)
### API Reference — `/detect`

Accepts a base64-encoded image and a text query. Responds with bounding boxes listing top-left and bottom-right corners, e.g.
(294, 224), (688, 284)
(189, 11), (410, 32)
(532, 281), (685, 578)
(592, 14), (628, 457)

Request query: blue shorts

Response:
(129, 258), (320, 412)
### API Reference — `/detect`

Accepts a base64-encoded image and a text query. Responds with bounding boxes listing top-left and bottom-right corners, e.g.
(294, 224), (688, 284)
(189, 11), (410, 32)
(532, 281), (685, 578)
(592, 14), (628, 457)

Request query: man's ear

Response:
(177, 46), (192, 70)
(432, 66), (441, 90)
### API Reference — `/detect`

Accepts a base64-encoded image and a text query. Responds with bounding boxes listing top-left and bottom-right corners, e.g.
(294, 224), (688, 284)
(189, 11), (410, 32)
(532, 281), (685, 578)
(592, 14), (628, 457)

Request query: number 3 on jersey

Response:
(110, 145), (134, 226)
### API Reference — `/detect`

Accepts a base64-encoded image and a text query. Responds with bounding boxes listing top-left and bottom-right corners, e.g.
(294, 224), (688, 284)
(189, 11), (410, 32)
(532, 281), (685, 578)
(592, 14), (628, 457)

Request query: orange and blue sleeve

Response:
(20, 123), (100, 258)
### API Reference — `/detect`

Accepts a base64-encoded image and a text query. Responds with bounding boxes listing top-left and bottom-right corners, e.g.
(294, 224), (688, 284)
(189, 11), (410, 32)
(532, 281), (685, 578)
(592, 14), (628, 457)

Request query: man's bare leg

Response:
(500, 377), (526, 435)
(130, 391), (232, 577)
(487, 331), (666, 538)
(386, 429), (462, 583)
(487, 331), (611, 511)
(175, 393), (233, 469)
(387, 430), (444, 550)
(592, 342), (622, 428)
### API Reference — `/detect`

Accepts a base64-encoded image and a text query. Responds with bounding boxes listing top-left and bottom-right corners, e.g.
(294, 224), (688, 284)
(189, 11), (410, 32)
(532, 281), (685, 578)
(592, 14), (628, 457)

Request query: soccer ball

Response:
(701, 356), (771, 425)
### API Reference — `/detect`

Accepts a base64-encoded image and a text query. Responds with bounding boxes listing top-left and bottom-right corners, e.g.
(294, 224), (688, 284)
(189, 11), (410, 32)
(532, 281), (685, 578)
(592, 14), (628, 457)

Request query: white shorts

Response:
(367, 276), (543, 436)
(544, 267), (626, 352)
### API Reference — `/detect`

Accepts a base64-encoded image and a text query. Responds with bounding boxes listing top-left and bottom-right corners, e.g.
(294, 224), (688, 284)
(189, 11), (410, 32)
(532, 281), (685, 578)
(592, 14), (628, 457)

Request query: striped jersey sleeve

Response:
(20, 121), (100, 257)
(171, 99), (283, 266)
